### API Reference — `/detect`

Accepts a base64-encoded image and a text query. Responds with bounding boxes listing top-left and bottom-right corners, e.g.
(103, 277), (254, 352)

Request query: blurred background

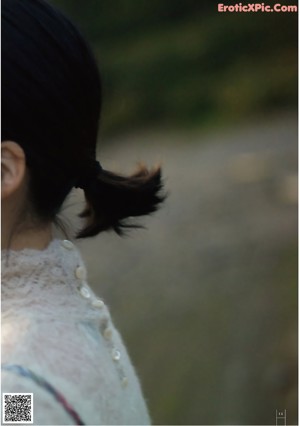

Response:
(52, 1), (297, 424)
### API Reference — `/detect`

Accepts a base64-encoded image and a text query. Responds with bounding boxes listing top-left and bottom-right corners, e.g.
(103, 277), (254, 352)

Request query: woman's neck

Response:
(1, 224), (53, 251)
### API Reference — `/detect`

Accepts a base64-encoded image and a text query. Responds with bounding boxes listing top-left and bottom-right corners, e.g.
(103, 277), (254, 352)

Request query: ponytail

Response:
(76, 164), (165, 238)
(2, 0), (166, 236)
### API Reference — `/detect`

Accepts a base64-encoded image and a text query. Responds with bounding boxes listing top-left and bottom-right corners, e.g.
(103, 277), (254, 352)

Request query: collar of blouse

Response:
(1, 239), (105, 319)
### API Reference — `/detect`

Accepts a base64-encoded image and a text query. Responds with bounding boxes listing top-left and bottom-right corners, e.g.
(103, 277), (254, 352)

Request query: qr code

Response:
(2, 393), (33, 424)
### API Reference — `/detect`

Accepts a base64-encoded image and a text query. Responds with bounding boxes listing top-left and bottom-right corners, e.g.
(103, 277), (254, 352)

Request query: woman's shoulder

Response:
(1, 239), (151, 424)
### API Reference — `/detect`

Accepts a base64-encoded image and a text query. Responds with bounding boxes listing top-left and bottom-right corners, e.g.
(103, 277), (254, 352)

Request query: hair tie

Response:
(74, 160), (102, 189)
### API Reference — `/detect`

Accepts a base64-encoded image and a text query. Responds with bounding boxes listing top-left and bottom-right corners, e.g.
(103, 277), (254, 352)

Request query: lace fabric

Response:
(1, 239), (151, 425)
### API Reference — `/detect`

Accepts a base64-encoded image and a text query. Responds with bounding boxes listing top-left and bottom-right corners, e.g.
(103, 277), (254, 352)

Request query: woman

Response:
(1, 0), (164, 424)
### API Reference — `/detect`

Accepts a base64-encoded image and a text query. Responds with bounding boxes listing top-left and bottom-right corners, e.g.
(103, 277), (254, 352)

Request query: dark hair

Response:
(2, 0), (165, 238)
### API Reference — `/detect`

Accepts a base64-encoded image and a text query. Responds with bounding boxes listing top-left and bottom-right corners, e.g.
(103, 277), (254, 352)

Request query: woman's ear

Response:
(1, 141), (26, 199)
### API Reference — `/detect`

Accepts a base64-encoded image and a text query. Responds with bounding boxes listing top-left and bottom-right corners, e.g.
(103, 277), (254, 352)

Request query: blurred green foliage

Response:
(51, 0), (297, 135)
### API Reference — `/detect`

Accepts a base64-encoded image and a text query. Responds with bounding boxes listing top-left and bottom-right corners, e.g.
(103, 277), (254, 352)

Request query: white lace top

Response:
(1, 238), (151, 425)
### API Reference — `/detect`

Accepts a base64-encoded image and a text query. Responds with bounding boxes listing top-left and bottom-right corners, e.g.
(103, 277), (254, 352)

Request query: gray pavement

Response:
(63, 112), (297, 425)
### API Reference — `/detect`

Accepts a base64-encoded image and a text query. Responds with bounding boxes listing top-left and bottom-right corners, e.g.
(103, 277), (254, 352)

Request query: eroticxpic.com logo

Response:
(217, 3), (297, 13)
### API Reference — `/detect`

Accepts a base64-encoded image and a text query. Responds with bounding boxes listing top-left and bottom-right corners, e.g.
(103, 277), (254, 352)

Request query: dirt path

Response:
(64, 113), (297, 425)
